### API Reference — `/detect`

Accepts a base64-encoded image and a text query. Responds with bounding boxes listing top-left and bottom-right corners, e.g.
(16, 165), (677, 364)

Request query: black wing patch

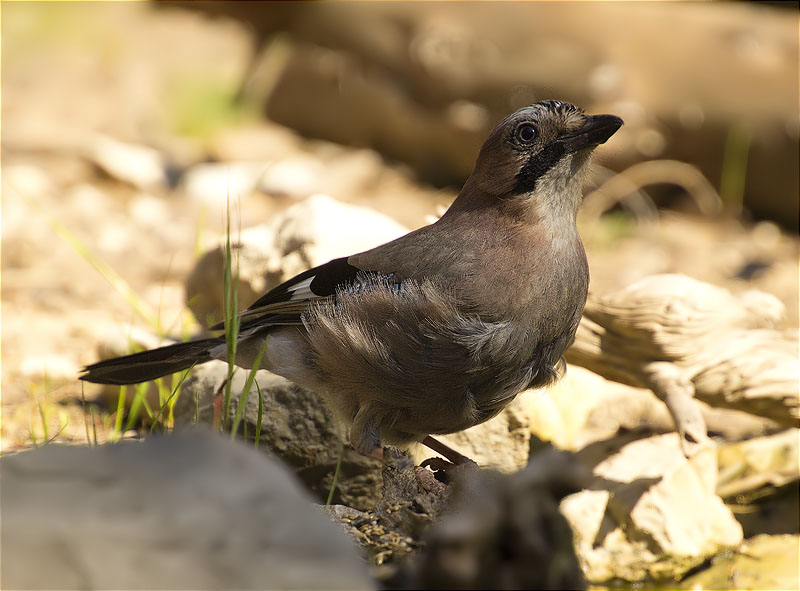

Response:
(248, 256), (361, 309)
(211, 257), (401, 331)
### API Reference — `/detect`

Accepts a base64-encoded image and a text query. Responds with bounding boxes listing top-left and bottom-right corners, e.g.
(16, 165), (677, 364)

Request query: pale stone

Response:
(1, 431), (374, 590)
(87, 134), (167, 191)
(562, 433), (743, 583)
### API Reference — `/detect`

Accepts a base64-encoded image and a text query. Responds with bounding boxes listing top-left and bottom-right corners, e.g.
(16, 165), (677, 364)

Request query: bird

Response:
(81, 100), (623, 465)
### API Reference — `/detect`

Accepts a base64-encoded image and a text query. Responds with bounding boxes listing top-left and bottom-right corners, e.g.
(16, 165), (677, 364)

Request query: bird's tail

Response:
(80, 338), (223, 385)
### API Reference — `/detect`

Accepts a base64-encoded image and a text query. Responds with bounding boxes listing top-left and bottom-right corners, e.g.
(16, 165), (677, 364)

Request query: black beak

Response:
(558, 114), (623, 154)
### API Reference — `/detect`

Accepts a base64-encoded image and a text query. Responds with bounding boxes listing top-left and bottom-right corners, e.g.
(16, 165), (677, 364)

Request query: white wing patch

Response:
(287, 276), (315, 301)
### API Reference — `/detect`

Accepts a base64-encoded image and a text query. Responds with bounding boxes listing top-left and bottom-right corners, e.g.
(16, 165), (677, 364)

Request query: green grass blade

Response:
(222, 196), (241, 432)
(123, 382), (153, 432)
(112, 385), (127, 441)
(254, 380), (263, 450)
(150, 366), (195, 433)
(720, 125), (751, 215)
(230, 338), (268, 440)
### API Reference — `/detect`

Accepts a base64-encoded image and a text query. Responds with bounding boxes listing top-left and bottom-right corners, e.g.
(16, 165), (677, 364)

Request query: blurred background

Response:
(2, 2), (798, 447)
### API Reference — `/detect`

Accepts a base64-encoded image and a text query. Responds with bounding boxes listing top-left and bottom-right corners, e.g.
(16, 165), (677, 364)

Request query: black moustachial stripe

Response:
(513, 141), (568, 195)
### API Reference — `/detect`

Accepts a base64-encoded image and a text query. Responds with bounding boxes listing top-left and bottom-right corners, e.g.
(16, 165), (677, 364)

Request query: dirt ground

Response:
(2, 3), (798, 450)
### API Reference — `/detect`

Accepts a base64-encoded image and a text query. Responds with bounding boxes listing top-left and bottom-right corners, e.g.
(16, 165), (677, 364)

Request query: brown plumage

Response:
(81, 100), (623, 462)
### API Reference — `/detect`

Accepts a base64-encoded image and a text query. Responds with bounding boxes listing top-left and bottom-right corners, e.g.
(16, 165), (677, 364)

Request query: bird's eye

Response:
(516, 123), (537, 143)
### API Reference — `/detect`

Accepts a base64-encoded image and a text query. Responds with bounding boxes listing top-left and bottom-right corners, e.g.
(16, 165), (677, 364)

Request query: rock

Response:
(413, 393), (533, 472)
(717, 428), (799, 538)
(182, 149), (387, 206)
(263, 43), (484, 187)
(126, 192), (172, 228)
(185, 194), (409, 327)
(325, 446), (454, 574)
(258, 154), (326, 198)
(268, 194), (409, 274)
(678, 534), (799, 590)
(86, 134), (168, 192)
(560, 432), (743, 583)
(325, 447), (451, 575)
(374, 447), (449, 540)
(19, 354), (80, 385)
(524, 365), (675, 451)
(185, 224), (278, 328)
(326, 504), (420, 569)
(716, 427), (799, 499)
(181, 161), (270, 206)
(0, 431), (374, 590)
(173, 360), (383, 510)
(326, 447), (588, 589)
(3, 163), (55, 199)
(308, 149), (386, 202)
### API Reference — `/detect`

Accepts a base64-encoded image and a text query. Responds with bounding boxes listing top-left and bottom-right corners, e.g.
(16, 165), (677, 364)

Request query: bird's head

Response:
(464, 100), (623, 216)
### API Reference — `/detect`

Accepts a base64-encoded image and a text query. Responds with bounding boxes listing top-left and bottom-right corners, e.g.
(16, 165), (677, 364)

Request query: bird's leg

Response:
(420, 435), (478, 472)
(350, 405), (386, 457)
(211, 374), (232, 430)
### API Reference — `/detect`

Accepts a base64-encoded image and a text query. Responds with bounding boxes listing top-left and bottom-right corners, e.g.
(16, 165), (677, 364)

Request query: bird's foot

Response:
(421, 435), (477, 465)
(420, 455), (479, 484)
(420, 435), (479, 484)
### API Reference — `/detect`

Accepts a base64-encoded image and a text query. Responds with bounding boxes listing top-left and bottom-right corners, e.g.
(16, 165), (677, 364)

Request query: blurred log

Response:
(158, 1), (799, 228)
(566, 274), (799, 453)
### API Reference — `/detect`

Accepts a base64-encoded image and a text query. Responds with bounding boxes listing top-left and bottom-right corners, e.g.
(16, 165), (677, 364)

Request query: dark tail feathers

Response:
(80, 338), (222, 385)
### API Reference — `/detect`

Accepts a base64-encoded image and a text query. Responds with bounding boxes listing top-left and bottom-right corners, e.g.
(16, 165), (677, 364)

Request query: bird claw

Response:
(420, 456), (456, 472)
(420, 455), (479, 484)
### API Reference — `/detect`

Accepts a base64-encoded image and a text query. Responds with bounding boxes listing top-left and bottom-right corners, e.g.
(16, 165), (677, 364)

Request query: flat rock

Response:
(717, 428), (799, 538)
(561, 432), (743, 583)
(0, 431), (374, 590)
(523, 365), (673, 451)
(717, 427), (799, 499)
(181, 161), (270, 206)
(20, 354), (80, 385)
(86, 134), (168, 192)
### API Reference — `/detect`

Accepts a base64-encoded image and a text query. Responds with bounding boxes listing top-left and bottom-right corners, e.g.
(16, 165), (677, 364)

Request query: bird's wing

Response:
(212, 256), (400, 331)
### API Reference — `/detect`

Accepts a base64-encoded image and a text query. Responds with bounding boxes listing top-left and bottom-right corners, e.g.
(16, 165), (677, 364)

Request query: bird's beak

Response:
(558, 114), (624, 154)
